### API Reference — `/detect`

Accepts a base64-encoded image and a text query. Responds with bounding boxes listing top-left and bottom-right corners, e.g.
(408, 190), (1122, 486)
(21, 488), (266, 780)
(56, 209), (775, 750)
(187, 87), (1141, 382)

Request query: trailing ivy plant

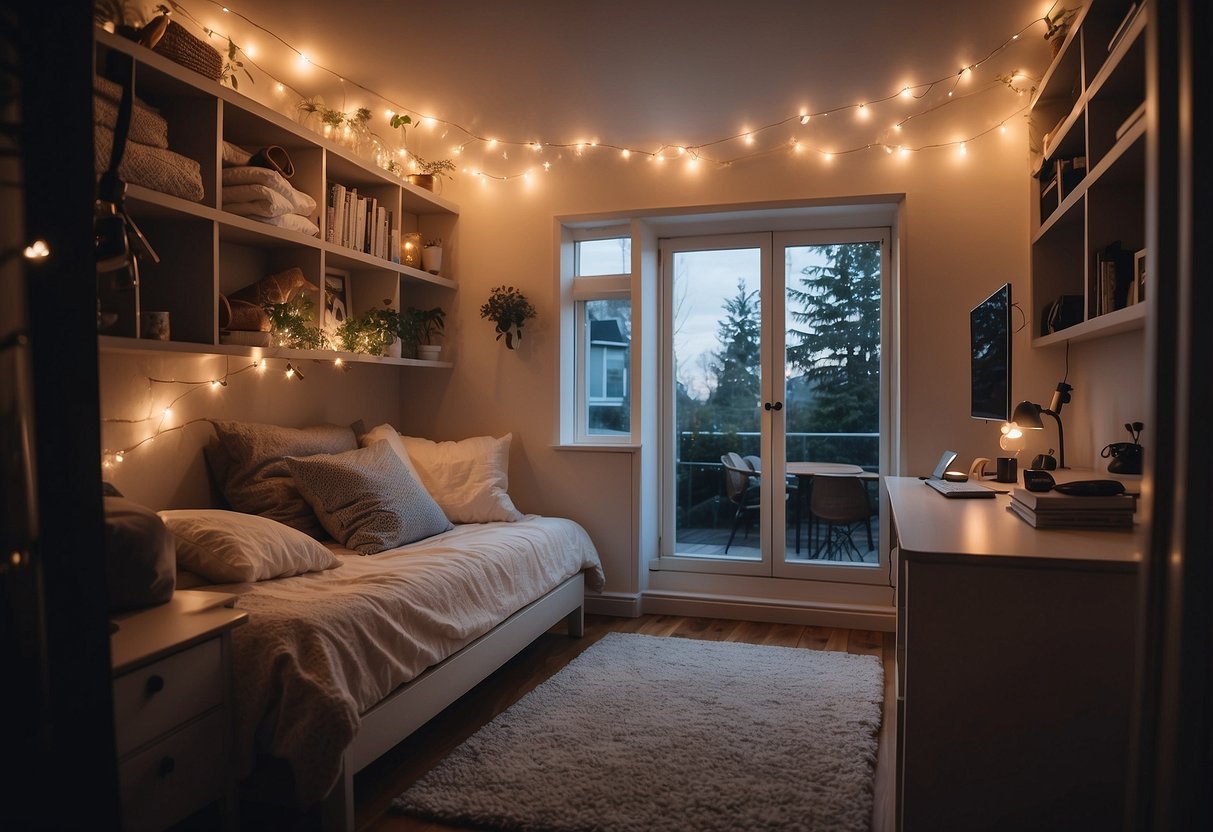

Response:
(336, 299), (400, 356)
(263, 296), (328, 350)
(480, 286), (536, 350)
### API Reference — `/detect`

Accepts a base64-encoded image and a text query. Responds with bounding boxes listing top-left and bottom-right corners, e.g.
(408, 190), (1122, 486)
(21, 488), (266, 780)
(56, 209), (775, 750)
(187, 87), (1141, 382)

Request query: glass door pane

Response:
(780, 239), (883, 569)
(668, 242), (767, 564)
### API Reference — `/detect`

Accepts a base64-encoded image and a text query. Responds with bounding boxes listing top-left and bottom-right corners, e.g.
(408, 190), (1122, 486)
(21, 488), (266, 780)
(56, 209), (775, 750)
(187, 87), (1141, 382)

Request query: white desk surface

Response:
(886, 475), (1144, 568)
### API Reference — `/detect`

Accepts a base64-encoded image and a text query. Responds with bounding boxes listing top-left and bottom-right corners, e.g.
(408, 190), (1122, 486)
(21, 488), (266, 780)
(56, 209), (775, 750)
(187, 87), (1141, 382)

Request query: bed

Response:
(160, 421), (605, 831)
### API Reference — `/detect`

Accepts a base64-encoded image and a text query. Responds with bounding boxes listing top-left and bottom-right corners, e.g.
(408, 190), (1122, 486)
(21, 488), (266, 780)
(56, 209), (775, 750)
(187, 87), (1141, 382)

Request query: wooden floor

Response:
(343, 614), (897, 832)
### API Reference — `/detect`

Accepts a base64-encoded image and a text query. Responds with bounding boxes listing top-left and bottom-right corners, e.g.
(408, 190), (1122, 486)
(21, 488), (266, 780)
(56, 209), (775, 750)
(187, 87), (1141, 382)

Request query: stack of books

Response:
(1009, 488), (1136, 529)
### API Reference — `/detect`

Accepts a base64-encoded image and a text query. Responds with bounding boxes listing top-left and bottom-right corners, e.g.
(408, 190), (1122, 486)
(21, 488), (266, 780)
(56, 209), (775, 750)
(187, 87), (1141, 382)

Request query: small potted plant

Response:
(480, 285), (536, 350)
(407, 156), (456, 192)
(263, 296), (329, 350)
(407, 306), (446, 361)
(421, 238), (443, 275)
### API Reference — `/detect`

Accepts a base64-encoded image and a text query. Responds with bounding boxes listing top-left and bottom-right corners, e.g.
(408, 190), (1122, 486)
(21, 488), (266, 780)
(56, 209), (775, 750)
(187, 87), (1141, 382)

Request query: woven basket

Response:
(153, 19), (222, 81)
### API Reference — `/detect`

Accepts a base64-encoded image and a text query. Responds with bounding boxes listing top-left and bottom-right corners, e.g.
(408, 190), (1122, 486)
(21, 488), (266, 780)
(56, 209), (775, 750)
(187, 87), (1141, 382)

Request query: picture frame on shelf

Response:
(323, 267), (350, 337)
(1133, 249), (1147, 304)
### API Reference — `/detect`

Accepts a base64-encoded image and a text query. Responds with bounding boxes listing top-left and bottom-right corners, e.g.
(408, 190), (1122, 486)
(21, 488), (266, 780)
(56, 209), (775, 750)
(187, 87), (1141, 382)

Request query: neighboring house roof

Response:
(590, 319), (628, 345)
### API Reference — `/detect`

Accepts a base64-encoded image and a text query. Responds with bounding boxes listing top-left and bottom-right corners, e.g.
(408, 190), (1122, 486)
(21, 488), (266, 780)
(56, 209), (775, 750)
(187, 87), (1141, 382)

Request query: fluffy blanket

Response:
(210, 515), (603, 804)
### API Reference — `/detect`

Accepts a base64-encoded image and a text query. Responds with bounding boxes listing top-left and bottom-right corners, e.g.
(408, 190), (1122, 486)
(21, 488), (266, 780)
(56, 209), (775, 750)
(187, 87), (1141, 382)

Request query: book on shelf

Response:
(219, 330), (272, 348)
(1095, 241), (1134, 314)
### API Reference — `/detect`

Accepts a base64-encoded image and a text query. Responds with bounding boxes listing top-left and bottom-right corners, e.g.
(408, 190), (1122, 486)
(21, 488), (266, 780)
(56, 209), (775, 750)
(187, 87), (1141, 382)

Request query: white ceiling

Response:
(190, 0), (1055, 161)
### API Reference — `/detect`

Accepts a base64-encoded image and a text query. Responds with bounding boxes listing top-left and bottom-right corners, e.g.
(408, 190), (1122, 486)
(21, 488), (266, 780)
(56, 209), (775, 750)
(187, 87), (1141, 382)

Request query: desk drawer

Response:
(113, 637), (222, 756)
(119, 707), (227, 832)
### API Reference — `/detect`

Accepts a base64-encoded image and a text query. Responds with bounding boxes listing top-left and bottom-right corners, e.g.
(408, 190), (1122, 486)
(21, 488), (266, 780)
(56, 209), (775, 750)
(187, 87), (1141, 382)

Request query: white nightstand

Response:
(110, 590), (248, 831)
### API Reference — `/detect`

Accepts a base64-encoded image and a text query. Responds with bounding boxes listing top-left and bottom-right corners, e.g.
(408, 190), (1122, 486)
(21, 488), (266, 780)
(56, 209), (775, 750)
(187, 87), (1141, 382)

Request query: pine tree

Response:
(786, 243), (881, 435)
(706, 279), (762, 432)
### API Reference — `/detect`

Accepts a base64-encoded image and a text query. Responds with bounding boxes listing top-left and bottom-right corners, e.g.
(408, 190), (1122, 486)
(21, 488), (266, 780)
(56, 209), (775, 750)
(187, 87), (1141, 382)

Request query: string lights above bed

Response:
(100, 355), (345, 468)
(156, 0), (1052, 185)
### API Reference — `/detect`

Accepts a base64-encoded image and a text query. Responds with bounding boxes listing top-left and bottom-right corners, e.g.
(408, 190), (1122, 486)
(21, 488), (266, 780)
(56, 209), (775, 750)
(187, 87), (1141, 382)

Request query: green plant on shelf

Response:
(263, 296), (329, 350)
(336, 299), (399, 356)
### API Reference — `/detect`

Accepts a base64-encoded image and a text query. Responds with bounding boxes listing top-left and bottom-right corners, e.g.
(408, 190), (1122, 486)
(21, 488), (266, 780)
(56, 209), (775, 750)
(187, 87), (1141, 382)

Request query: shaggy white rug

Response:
(393, 632), (883, 832)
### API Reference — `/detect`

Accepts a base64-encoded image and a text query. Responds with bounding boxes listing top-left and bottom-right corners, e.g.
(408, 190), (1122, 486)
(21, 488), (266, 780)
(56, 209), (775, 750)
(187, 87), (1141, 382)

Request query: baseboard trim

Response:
(584, 592), (643, 618)
(640, 590), (895, 631)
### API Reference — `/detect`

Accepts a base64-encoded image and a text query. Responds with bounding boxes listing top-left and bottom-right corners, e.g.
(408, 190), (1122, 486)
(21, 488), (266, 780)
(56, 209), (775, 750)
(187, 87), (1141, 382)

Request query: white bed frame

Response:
(319, 571), (586, 831)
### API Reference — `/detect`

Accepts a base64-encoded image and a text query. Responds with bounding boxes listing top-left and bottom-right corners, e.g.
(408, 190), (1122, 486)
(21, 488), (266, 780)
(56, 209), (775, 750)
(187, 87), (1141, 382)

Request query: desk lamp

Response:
(1012, 382), (1072, 469)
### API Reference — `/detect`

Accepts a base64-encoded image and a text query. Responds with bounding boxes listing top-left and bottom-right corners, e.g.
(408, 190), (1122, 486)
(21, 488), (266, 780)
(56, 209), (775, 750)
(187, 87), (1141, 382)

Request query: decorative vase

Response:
(421, 245), (442, 275)
(417, 344), (442, 362)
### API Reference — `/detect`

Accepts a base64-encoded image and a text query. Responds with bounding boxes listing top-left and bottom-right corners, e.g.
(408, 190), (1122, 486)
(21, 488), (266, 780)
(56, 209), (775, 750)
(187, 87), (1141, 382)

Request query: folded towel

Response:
(222, 167), (317, 215)
(260, 214), (320, 237)
(224, 188), (296, 219)
(225, 212), (319, 238)
(224, 182), (316, 218)
(95, 125), (205, 202)
(94, 74), (160, 112)
(94, 94), (169, 149)
(223, 141), (253, 167)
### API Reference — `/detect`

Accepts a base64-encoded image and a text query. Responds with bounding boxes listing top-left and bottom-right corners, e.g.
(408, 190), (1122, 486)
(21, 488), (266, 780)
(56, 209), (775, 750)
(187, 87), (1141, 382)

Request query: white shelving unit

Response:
(1029, 0), (1147, 347)
(94, 28), (456, 367)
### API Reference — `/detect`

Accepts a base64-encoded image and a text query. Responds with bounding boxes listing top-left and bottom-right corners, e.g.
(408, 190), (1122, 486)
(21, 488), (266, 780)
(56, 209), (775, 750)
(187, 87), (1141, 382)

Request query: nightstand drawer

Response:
(113, 637), (222, 755)
(119, 708), (227, 832)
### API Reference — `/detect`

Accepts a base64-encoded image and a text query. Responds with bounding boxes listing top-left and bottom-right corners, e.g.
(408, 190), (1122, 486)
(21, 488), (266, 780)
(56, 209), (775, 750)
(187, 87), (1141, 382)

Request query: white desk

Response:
(887, 476), (1143, 832)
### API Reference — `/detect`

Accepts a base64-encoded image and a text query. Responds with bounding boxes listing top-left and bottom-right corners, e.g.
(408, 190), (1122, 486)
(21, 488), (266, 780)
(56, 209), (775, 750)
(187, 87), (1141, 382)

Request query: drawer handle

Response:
(145, 674), (165, 696)
(158, 756), (175, 777)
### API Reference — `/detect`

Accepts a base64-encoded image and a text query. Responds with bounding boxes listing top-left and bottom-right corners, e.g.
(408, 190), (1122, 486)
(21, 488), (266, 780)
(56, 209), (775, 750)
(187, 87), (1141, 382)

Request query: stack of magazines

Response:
(1008, 488), (1136, 529)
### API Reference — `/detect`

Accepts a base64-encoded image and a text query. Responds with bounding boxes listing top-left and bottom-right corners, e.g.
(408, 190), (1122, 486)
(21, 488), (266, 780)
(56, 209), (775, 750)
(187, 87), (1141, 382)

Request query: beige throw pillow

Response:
(159, 509), (341, 583)
(400, 433), (524, 523)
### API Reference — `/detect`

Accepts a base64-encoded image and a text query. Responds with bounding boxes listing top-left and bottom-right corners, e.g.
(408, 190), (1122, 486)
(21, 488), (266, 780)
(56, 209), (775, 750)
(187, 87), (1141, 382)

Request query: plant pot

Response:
(421, 245), (442, 275)
(417, 344), (442, 362)
(407, 173), (436, 191)
(385, 339), (402, 359)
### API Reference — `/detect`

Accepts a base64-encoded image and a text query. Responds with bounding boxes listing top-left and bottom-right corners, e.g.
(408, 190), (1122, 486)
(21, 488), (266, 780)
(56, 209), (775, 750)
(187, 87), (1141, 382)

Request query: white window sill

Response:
(551, 443), (640, 453)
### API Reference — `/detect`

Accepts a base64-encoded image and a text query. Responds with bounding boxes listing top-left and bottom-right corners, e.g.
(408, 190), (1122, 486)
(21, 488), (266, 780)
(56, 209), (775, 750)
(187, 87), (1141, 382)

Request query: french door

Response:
(659, 229), (889, 582)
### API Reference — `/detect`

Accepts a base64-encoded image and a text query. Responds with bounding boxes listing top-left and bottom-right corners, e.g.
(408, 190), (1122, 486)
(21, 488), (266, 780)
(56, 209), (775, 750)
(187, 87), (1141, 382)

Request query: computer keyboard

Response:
(924, 478), (997, 498)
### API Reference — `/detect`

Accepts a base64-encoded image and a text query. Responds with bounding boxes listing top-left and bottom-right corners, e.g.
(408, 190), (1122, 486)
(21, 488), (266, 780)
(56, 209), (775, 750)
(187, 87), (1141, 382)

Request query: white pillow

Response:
(360, 423), (426, 484)
(400, 433), (524, 523)
(158, 509), (342, 583)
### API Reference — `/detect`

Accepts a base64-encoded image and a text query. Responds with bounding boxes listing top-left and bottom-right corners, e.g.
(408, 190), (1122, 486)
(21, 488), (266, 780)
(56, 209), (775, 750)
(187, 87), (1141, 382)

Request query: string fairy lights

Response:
(158, 0), (1056, 183)
(100, 353), (344, 468)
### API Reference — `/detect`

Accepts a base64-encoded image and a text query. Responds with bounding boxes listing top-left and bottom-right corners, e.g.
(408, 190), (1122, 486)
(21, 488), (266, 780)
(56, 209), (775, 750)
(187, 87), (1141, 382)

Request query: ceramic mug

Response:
(140, 311), (170, 340)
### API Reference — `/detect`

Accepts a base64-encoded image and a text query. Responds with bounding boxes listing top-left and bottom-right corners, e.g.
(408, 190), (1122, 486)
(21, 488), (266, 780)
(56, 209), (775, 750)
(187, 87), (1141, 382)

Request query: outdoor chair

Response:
(720, 452), (761, 553)
(808, 474), (874, 561)
(744, 454), (801, 542)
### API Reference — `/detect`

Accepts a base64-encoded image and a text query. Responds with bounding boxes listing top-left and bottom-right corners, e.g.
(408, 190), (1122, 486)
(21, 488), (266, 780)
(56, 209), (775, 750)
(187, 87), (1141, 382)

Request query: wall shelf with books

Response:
(93, 27), (458, 367)
(1029, 0), (1148, 347)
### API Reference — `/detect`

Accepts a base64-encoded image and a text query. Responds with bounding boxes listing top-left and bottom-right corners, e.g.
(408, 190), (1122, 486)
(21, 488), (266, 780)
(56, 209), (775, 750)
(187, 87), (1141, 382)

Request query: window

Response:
(560, 227), (634, 444)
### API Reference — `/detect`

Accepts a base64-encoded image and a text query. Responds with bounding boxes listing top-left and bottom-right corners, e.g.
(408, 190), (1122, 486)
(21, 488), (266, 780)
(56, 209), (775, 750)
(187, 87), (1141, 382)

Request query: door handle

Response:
(764, 401), (783, 411)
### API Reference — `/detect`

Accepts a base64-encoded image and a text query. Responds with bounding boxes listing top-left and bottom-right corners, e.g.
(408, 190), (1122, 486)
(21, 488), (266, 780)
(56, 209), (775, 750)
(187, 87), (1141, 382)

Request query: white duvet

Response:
(209, 515), (604, 804)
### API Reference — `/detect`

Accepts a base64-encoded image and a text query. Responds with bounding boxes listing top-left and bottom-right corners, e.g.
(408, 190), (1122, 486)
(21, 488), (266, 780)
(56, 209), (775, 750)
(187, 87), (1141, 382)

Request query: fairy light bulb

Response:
(210, 380), (221, 389)
(621, 148), (631, 159)
(162, 407), (172, 420)
(744, 133), (755, 146)
(800, 114), (810, 125)
(958, 142), (968, 155)
(900, 86), (912, 98)
(244, 44), (256, 58)
(899, 146), (910, 158)
(23, 239), (50, 259)
(543, 161), (551, 171)
(822, 152), (834, 162)
(856, 104), (868, 119)
(115, 452), (125, 463)
(488, 138), (498, 147)
(298, 53), (311, 67)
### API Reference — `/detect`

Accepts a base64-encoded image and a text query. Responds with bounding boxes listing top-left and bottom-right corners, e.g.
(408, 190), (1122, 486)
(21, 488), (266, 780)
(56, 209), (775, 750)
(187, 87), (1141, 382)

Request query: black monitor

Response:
(970, 283), (1012, 421)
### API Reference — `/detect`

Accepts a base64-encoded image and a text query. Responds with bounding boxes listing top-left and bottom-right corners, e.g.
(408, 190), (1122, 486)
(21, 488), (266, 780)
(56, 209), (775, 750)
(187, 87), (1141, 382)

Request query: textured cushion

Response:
(205, 421), (358, 538)
(400, 434), (524, 523)
(159, 509), (341, 583)
(104, 496), (175, 612)
(286, 440), (453, 554)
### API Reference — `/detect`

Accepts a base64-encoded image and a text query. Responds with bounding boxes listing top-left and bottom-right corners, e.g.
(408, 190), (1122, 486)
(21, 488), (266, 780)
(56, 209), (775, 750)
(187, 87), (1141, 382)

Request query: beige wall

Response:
(396, 120), (1147, 599)
(97, 120), (1147, 603)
